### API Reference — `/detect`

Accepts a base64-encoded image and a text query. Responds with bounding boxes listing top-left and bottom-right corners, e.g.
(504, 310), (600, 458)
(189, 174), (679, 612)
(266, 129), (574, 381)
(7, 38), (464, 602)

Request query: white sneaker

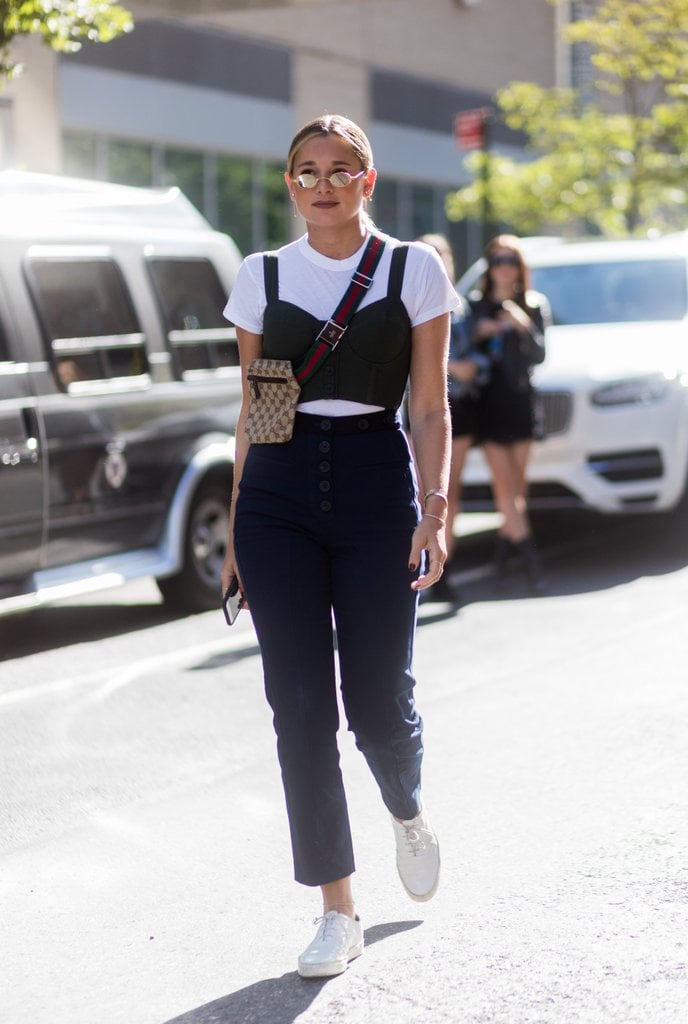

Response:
(297, 911), (364, 978)
(391, 804), (441, 902)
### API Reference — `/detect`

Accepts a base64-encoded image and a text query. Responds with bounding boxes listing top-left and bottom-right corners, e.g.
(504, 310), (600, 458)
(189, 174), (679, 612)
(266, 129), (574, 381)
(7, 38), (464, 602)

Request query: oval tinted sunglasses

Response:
(489, 254), (520, 268)
(296, 170), (366, 189)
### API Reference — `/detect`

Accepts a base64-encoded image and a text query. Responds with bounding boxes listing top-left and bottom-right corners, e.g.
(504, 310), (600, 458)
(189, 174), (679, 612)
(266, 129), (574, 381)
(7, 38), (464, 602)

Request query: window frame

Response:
(23, 250), (151, 393)
(145, 255), (238, 380)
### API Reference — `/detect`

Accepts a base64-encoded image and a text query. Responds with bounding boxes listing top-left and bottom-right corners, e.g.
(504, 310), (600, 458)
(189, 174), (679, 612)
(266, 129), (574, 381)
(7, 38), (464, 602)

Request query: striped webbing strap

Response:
(294, 231), (387, 386)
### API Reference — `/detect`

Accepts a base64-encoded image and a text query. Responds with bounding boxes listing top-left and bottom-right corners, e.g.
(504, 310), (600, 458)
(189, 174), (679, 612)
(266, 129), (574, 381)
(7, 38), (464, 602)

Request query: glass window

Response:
(446, 213), (475, 280)
(264, 161), (289, 251)
(59, 134), (290, 251)
(147, 257), (239, 376)
(108, 140), (153, 188)
(25, 259), (149, 388)
(0, 315), (9, 361)
(532, 259), (688, 325)
(410, 183), (437, 240)
(373, 179), (398, 237)
(216, 155), (253, 256)
(63, 133), (98, 179)
(163, 149), (205, 213)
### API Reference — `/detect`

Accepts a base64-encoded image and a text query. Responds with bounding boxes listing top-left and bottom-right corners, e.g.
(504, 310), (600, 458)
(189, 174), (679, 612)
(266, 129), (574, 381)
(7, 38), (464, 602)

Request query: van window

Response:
(0, 317), (9, 362)
(147, 257), (238, 378)
(25, 258), (149, 390)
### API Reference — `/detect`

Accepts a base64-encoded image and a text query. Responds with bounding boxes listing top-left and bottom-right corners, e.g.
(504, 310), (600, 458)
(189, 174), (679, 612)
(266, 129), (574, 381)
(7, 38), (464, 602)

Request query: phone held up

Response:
(222, 576), (244, 626)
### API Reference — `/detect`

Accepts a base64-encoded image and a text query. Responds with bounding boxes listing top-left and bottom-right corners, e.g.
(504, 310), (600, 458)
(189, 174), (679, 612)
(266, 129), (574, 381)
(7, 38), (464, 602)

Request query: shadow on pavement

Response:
(189, 644), (263, 671)
(4, 508), (688, 659)
(442, 506), (688, 611)
(162, 920), (422, 1024)
(0, 600), (180, 662)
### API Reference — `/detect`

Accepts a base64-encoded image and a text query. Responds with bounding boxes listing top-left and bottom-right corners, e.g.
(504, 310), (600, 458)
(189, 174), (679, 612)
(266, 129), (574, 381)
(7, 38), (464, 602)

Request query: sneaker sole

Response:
(298, 943), (364, 978)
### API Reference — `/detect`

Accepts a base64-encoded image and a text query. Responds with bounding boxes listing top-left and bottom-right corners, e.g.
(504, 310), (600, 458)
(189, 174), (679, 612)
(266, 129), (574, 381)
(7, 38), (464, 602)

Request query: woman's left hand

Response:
(409, 517), (447, 591)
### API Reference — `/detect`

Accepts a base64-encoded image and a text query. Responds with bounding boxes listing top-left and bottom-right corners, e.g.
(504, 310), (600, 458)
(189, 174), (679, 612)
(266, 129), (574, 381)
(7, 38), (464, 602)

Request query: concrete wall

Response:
(1, 37), (61, 172)
(1, 0), (557, 175)
(188, 0), (556, 98)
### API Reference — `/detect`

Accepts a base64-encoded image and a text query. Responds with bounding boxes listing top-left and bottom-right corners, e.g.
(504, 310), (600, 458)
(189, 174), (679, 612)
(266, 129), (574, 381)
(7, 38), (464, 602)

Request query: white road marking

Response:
(0, 627), (259, 709)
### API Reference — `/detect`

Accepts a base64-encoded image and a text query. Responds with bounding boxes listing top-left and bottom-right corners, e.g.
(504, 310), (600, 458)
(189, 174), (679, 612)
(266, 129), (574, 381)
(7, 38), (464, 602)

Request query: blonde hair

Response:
(286, 114), (374, 177)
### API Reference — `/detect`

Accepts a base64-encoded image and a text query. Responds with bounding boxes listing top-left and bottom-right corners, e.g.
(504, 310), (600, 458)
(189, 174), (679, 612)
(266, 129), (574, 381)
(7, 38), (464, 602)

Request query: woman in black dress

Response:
(468, 234), (551, 586)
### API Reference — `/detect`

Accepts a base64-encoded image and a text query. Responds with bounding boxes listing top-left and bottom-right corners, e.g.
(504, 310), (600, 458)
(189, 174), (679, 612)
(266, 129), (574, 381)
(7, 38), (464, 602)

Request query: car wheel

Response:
(157, 480), (230, 613)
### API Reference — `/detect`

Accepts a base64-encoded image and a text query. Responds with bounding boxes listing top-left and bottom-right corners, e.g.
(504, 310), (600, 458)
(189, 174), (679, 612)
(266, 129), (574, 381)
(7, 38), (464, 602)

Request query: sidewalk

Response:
(4, 513), (687, 1024)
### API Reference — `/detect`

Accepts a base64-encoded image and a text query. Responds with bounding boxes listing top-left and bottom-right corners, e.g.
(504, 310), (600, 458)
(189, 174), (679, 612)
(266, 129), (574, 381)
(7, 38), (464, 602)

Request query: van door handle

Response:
(20, 406), (41, 463)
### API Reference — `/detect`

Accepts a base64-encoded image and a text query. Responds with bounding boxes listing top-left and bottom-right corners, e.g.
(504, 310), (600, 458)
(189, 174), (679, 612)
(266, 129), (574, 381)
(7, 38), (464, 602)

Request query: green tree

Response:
(1, 1), (133, 81)
(447, 0), (688, 238)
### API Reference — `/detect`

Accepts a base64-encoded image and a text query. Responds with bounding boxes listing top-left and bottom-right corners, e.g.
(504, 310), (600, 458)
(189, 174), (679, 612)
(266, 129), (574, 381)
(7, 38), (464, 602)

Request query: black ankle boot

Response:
(493, 534), (514, 578)
(516, 536), (544, 592)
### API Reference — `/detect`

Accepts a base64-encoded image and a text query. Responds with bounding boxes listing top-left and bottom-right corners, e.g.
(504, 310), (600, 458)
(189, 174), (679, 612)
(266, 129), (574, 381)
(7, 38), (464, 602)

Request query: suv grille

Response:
(537, 390), (572, 436)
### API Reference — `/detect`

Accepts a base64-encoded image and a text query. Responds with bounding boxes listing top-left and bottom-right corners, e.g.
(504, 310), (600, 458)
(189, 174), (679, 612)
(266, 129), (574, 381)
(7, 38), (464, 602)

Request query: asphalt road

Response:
(2, 510), (688, 1024)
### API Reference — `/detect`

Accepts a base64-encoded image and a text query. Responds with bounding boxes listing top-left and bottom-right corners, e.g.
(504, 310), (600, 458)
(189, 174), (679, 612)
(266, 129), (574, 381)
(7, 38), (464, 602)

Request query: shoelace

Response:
(312, 912), (344, 939)
(402, 824), (430, 855)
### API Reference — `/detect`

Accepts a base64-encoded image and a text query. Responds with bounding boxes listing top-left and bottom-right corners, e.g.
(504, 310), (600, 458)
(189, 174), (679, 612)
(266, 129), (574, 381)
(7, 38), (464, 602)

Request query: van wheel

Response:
(157, 482), (230, 614)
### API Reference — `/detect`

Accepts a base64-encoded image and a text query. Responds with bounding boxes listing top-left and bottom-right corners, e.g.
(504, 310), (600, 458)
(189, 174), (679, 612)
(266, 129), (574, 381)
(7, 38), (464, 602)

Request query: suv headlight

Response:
(591, 374), (671, 407)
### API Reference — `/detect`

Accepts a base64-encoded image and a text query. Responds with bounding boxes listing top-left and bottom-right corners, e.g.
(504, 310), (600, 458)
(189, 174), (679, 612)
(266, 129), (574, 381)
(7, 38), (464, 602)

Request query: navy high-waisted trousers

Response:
(234, 409), (424, 886)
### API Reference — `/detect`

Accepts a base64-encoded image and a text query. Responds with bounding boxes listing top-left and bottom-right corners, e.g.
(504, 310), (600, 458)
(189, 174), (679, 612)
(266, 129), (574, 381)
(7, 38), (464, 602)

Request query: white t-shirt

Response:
(224, 232), (459, 414)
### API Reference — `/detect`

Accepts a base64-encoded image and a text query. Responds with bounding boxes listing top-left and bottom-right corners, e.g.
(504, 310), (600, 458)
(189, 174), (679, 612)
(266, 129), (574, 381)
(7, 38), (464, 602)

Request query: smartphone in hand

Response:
(222, 576), (244, 625)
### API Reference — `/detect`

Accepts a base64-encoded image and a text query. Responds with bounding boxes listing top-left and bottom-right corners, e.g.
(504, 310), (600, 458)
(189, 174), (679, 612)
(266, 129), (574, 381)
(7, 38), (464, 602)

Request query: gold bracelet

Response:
(423, 511), (446, 525)
(424, 488), (448, 506)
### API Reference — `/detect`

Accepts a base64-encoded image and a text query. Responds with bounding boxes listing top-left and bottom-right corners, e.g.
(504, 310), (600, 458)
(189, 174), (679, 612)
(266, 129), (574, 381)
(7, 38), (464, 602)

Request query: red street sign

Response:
(454, 108), (488, 150)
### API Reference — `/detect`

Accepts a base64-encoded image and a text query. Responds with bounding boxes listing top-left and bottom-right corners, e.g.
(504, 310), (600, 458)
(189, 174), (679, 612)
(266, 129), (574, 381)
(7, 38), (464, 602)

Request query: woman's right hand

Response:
(220, 545), (247, 609)
(409, 515), (447, 592)
(219, 323), (260, 612)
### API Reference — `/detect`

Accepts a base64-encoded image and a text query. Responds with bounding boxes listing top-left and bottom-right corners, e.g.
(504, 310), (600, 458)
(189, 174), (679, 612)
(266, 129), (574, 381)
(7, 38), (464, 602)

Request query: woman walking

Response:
(221, 115), (457, 977)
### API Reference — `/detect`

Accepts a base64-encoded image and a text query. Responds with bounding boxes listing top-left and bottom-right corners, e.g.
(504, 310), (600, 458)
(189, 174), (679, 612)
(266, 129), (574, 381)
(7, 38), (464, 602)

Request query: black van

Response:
(0, 171), (243, 615)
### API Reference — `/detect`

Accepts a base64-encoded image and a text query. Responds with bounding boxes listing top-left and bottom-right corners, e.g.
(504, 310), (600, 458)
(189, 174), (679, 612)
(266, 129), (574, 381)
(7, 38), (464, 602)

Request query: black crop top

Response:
(261, 245), (412, 409)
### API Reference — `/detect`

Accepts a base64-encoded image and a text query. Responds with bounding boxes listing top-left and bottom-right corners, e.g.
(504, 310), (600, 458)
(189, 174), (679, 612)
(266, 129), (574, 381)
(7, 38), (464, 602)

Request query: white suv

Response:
(457, 233), (688, 514)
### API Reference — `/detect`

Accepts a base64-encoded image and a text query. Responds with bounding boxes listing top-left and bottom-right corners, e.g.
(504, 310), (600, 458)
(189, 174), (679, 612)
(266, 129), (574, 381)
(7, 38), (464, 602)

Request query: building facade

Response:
(2, 0), (567, 268)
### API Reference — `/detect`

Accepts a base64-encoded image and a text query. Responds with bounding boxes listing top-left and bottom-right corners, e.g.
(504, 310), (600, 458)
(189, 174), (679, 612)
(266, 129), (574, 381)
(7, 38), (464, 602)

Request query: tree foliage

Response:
(447, 0), (688, 237)
(1, 1), (133, 81)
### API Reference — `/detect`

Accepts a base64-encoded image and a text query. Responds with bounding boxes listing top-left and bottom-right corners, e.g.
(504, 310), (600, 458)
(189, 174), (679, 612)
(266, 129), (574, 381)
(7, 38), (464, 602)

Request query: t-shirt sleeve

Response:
(401, 242), (461, 327)
(223, 253), (266, 334)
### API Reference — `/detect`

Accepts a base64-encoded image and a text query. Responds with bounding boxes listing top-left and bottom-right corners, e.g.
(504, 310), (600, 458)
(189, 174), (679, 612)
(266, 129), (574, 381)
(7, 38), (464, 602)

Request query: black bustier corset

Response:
(261, 245), (412, 409)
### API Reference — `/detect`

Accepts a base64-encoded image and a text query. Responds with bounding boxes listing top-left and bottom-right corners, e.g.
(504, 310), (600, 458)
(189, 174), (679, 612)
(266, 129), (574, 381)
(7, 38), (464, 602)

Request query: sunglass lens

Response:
(329, 171), (352, 187)
(295, 170), (364, 189)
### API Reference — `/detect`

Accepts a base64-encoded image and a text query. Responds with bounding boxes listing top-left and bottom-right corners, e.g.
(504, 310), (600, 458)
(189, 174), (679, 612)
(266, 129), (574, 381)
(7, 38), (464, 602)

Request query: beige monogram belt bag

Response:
(245, 358), (301, 444)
